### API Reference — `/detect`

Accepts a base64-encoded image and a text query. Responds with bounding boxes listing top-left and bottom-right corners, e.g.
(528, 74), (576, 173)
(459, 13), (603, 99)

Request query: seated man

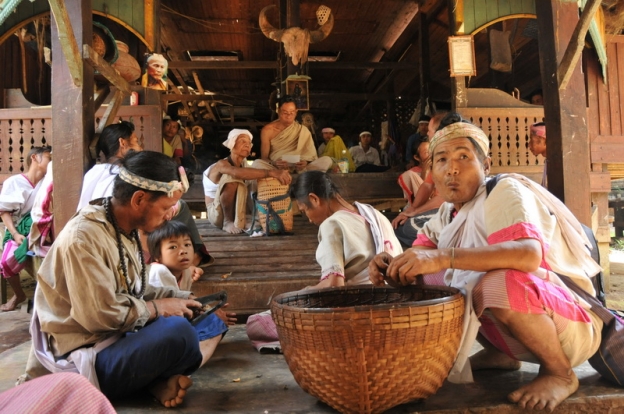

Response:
(318, 127), (354, 172)
(349, 131), (389, 173)
(162, 117), (183, 165)
(252, 96), (332, 173)
(370, 113), (603, 412)
(25, 151), (211, 407)
(203, 129), (291, 234)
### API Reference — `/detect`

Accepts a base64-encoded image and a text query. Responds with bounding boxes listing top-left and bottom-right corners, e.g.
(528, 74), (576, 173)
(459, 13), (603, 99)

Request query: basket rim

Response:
(271, 284), (463, 313)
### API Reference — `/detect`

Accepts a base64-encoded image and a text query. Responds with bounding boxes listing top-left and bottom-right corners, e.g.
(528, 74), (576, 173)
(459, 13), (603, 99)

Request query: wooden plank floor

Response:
(193, 215), (321, 315)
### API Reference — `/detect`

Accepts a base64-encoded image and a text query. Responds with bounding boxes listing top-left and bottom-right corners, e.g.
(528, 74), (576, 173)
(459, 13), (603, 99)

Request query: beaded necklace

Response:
(104, 197), (146, 299)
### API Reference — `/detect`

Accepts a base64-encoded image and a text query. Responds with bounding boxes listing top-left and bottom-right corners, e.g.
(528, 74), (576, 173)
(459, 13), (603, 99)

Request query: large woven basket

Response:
(256, 177), (293, 234)
(271, 285), (464, 414)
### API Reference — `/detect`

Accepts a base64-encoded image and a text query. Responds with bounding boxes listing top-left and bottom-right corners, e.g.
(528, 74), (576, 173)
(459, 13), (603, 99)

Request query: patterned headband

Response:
(118, 166), (189, 197)
(430, 122), (490, 158)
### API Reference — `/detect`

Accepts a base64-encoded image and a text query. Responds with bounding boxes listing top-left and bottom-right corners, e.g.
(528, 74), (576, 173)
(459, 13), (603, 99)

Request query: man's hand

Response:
(274, 159), (289, 170)
(270, 169), (292, 185)
(153, 298), (202, 320)
(384, 248), (447, 286)
(294, 160), (308, 172)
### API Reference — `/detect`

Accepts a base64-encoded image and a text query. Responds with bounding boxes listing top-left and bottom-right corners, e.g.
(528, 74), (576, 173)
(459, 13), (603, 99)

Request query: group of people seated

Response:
(0, 101), (610, 413)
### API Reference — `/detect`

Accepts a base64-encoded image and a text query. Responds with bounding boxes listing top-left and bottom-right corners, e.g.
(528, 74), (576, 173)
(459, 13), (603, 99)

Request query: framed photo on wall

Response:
(286, 78), (309, 110)
(448, 35), (476, 77)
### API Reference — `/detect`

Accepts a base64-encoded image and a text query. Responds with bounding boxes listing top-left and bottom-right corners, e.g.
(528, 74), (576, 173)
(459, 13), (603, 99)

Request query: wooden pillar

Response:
(448, 0), (467, 110)
(145, 0), (161, 52)
(536, 0), (591, 225)
(50, 0), (94, 232)
(418, 12), (430, 117)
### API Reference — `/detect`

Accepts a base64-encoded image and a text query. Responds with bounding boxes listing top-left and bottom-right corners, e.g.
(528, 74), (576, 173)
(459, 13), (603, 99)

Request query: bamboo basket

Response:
(271, 285), (464, 414)
(256, 177), (293, 234)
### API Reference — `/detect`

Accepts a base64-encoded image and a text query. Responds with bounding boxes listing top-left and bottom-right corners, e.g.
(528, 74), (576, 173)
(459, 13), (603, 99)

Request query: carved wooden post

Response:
(536, 0), (591, 224)
(50, 0), (94, 232)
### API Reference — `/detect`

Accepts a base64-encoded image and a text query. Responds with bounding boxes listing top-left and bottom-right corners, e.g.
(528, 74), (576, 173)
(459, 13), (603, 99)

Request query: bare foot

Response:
(222, 221), (244, 234)
(508, 370), (578, 412)
(470, 348), (522, 371)
(0, 294), (26, 312)
(148, 375), (193, 408)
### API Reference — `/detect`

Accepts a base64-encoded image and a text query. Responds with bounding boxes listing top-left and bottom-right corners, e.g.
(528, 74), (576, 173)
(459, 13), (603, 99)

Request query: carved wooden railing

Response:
(0, 105), (161, 184)
(458, 107), (545, 181)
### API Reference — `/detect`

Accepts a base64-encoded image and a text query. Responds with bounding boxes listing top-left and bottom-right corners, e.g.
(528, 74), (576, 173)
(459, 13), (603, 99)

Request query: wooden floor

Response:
(193, 215), (322, 315)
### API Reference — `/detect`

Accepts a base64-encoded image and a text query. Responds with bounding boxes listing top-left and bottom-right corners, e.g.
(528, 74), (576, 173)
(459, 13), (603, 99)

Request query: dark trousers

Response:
(95, 316), (202, 399)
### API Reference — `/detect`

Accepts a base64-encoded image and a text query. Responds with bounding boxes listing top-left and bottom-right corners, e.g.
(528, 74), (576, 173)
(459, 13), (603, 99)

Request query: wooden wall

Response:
(588, 36), (624, 173)
(0, 35), (51, 108)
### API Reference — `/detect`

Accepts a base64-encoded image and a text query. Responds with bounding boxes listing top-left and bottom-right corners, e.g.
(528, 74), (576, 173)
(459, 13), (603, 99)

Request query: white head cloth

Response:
(430, 122), (490, 157)
(147, 53), (168, 66)
(359, 131), (372, 137)
(223, 129), (253, 150)
(321, 128), (335, 134)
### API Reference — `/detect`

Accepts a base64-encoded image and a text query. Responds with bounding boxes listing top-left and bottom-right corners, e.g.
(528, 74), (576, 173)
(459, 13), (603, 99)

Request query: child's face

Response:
(157, 234), (194, 275)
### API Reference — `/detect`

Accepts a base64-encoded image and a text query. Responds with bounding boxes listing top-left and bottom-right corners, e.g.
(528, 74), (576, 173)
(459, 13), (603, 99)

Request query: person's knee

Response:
(152, 317), (202, 361)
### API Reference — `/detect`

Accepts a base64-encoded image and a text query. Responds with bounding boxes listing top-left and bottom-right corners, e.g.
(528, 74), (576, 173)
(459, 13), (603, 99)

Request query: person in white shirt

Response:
(348, 131), (389, 172)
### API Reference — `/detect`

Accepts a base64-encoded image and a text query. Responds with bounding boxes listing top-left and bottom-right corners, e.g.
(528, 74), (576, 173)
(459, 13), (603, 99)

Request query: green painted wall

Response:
(463, 0), (536, 33)
(0, 0), (144, 40)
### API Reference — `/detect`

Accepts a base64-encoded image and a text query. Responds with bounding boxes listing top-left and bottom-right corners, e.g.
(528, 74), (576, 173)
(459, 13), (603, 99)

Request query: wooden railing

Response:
(0, 105), (162, 185)
(458, 107), (545, 180)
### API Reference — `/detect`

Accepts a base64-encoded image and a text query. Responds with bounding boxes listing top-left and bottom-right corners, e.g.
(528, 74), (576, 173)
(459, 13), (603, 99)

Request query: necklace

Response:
(104, 197), (146, 299)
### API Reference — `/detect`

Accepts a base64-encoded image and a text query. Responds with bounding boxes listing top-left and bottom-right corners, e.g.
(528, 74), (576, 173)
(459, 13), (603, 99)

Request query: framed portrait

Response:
(286, 78), (309, 110)
(448, 35), (476, 77)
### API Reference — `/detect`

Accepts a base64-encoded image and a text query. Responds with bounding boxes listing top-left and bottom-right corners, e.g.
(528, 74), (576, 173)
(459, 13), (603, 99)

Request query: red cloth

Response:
(0, 373), (115, 413)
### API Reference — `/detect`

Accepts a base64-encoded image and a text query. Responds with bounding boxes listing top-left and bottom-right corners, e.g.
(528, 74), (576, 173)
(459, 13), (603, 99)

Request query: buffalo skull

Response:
(259, 4), (334, 66)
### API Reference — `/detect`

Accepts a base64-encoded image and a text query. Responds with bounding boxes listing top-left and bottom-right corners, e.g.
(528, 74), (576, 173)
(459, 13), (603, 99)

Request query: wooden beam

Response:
(83, 44), (132, 95)
(167, 61), (419, 70)
(96, 89), (124, 134)
(51, 0), (94, 232)
(93, 86), (110, 112)
(48, 0), (82, 86)
(536, 0), (592, 224)
(557, 0), (602, 90)
(191, 71), (217, 121)
(166, 77), (195, 122)
(167, 64), (197, 122)
(161, 92), (397, 102)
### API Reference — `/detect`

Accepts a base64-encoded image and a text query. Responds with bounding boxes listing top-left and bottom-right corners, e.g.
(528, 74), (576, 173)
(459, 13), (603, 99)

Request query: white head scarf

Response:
(223, 129), (253, 150)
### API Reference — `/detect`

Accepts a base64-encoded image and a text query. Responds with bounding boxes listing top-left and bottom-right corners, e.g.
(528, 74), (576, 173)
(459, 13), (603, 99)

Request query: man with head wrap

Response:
(203, 129), (291, 234)
(369, 113), (603, 412)
(26, 151), (210, 407)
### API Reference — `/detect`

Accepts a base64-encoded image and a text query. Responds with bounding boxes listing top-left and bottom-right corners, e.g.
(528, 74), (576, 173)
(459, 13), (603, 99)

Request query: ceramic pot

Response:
(112, 41), (141, 82)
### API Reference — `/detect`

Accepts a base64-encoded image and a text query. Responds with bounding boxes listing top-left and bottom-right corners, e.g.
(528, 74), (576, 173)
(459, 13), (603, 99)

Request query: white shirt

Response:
(349, 145), (381, 168)
(77, 164), (118, 211)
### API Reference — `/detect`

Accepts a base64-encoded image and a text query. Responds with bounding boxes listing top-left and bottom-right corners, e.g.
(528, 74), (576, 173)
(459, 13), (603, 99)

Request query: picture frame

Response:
(286, 78), (309, 110)
(448, 35), (477, 77)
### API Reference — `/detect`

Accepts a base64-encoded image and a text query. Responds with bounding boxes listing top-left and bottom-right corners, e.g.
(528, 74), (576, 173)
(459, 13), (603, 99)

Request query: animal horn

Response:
(309, 12), (334, 43)
(259, 5), (284, 42)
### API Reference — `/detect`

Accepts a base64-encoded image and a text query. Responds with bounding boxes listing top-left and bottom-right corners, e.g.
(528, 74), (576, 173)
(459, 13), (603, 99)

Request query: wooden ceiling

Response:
(153, 0), (541, 124)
